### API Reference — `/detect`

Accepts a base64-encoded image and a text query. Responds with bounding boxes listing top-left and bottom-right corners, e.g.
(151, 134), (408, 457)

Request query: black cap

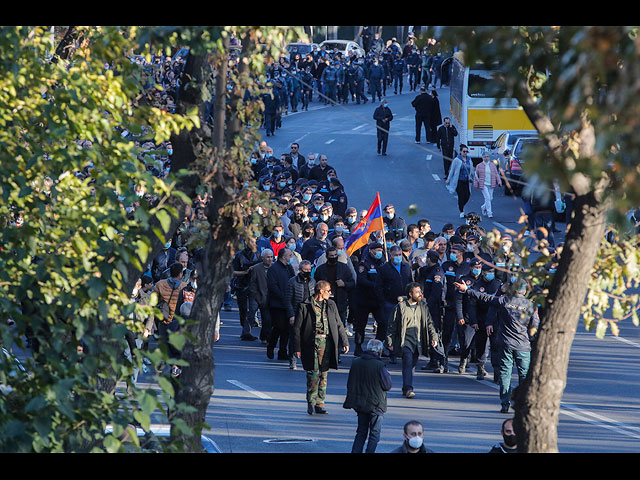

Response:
(426, 250), (440, 263)
(369, 242), (383, 250)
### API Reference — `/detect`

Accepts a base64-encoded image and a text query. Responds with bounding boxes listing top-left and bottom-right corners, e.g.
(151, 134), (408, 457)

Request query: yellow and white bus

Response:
(449, 52), (535, 161)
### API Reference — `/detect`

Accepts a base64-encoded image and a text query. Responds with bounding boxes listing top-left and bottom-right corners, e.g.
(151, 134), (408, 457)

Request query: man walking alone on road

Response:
(373, 99), (393, 156)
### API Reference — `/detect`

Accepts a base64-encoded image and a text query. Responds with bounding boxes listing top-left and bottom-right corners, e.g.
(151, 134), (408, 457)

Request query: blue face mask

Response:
(510, 275), (518, 284)
(393, 255), (402, 265)
(336, 249), (344, 256)
(164, 242), (171, 249)
(449, 253), (458, 262)
(549, 268), (557, 274)
(273, 231), (282, 239)
(374, 251), (383, 259)
(472, 268), (481, 276)
(386, 242), (394, 249)
(444, 234), (452, 240)
(485, 273), (495, 281)
(279, 182), (286, 188)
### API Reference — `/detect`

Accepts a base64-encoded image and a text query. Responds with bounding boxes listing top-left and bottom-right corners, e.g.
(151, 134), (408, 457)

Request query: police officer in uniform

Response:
(417, 250), (446, 372)
(406, 47), (421, 91)
(454, 257), (483, 374)
(368, 57), (385, 103)
(353, 59), (369, 104)
(382, 204), (407, 243)
(321, 60), (339, 105)
(353, 242), (386, 356)
(439, 243), (469, 372)
(470, 263), (502, 380)
(300, 66), (314, 111)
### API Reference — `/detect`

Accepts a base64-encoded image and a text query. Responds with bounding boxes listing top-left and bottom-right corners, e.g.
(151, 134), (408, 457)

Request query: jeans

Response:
(401, 346), (419, 393)
(498, 347), (531, 409)
(351, 411), (383, 453)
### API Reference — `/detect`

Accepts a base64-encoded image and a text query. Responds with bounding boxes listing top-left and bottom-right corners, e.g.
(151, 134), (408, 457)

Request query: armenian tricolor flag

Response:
(345, 192), (385, 256)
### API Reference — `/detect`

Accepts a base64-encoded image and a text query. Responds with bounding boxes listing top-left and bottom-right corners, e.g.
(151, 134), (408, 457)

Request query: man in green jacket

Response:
(387, 282), (440, 398)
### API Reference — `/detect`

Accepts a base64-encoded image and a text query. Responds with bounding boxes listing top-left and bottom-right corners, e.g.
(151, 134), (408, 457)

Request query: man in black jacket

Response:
(266, 248), (295, 360)
(343, 339), (392, 453)
(353, 242), (386, 356)
(232, 237), (261, 341)
(436, 116), (458, 177)
(314, 247), (355, 329)
(411, 86), (435, 144)
(285, 260), (315, 370)
(373, 99), (393, 155)
(293, 280), (349, 415)
(374, 246), (413, 360)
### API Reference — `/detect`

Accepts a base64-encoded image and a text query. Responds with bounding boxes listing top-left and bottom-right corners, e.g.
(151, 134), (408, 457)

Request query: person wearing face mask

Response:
(439, 243), (469, 372)
(266, 248), (296, 361)
(373, 99), (393, 155)
(368, 57), (385, 103)
(382, 205), (407, 243)
(470, 263), (502, 380)
(327, 179), (348, 219)
(489, 418), (518, 453)
(315, 203), (340, 233)
(474, 152), (502, 218)
(268, 225), (287, 258)
(353, 242), (386, 356)
(343, 339), (392, 453)
(314, 247), (356, 334)
(344, 207), (359, 234)
(298, 154), (316, 180)
(151, 239), (177, 283)
(390, 420), (435, 453)
(299, 186), (314, 210)
(387, 283), (439, 398)
(285, 260), (316, 370)
(454, 277), (539, 413)
(374, 246), (413, 362)
(493, 234), (521, 283)
(454, 258), (485, 375)
(417, 250), (446, 372)
(309, 155), (335, 182)
(288, 204), (309, 240)
(300, 222), (330, 263)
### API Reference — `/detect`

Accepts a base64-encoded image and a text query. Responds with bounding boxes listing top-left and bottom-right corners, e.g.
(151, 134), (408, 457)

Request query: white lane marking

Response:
(560, 404), (640, 440)
(426, 155), (432, 160)
(294, 133), (309, 144)
(325, 139), (335, 144)
(613, 336), (640, 349)
(227, 380), (272, 399)
(352, 124), (367, 130)
(448, 360), (640, 440)
(432, 174), (440, 181)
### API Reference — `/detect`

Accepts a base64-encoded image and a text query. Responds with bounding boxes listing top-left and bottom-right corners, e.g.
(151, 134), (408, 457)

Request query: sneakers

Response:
(404, 390), (415, 399)
(314, 406), (329, 414)
(477, 365), (487, 380)
(266, 347), (274, 359)
(307, 404), (315, 415)
(481, 206), (487, 216)
(289, 358), (297, 370)
(500, 405), (510, 413)
(460, 212), (466, 218)
(346, 325), (354, 337)
(240, 334), (257, 341)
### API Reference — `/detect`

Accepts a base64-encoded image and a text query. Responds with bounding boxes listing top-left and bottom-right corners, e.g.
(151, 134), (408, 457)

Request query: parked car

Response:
(506, 136), (542, 196)
(319, 40), (365, 59)
(104, 424), (222, 453)
(489, 131), (538, 174)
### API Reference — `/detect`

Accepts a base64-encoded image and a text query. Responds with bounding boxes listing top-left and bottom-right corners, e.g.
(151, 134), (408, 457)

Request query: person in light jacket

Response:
(473, 152), (502, 218)
(445, 144), (475, 218)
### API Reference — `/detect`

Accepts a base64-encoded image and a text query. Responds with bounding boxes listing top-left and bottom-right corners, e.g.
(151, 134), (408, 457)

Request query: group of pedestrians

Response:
(230, 126), (554, 444)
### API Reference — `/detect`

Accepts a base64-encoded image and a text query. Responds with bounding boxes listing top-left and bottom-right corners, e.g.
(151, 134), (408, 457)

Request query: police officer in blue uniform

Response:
(439, 243), (469, 373)
(406, 47), (421, 91)
(392, 54), (406, 94)
(470, 263), (502, 380)
(454, 257), (484, 374)
(368, 57), (385, 103)
(382, 204), (407, 243)
(321, 60), (338, 105)
(353, 242), (386, 356)
(417, 250), (446, 371)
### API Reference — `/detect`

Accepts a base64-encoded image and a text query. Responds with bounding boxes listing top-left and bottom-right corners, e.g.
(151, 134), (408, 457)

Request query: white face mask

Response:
(408, 436), (423, 449)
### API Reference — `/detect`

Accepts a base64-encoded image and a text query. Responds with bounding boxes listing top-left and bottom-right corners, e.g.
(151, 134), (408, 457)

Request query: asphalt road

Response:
(174, 84), (640, 453)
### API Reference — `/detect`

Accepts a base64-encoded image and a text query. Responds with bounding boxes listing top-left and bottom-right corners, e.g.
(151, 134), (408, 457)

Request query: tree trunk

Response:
(514, 190), (608, 452)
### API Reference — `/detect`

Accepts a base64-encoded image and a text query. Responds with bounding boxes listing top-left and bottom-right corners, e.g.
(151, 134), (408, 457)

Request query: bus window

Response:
(468, 70), (507, 98)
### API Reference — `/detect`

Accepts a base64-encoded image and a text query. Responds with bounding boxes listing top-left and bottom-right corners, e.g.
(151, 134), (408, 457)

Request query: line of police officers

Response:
(260, 41), (446, 127)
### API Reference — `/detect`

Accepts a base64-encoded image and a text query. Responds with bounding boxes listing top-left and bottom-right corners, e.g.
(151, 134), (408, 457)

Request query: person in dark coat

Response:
(436, 116), (458, 177)
(261, 82), (280, 137)
(285, 260), (316, 369)
(374, 246), (414, 357)
(343, 339), (392, 453)
(293, 280), (350, 415)
(266, 247), (295, 360)
(429, 90), (443, 143)
(411, 86), (435, 144)
(373, 99), (393, 155)
(314, 247), (356, 328)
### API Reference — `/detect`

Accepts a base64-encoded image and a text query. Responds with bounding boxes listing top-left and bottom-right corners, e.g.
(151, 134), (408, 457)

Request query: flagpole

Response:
(378, 192), (389, 262)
